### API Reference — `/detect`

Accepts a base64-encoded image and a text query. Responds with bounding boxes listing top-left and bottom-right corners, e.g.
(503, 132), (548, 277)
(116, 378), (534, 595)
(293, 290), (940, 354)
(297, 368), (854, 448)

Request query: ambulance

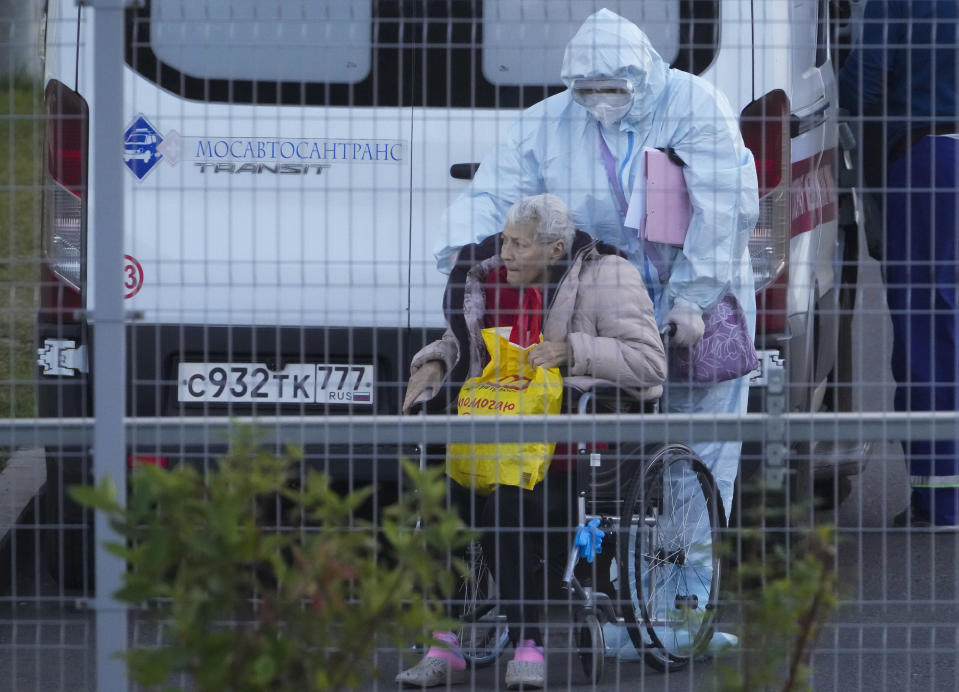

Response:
(37, 0), (866, 588)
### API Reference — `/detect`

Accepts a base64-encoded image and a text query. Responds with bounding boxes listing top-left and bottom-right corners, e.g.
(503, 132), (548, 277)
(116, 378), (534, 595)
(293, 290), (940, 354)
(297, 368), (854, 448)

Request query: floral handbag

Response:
(668, 293), (758, 384)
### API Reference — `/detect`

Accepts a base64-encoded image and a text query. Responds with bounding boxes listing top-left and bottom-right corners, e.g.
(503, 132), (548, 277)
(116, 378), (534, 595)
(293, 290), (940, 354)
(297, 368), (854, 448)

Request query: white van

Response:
(37, 0), (865, 588)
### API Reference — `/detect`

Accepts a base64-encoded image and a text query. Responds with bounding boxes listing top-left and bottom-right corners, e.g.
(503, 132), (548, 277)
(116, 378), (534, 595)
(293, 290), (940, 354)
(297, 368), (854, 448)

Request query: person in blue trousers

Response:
(840, 0), (959, 529)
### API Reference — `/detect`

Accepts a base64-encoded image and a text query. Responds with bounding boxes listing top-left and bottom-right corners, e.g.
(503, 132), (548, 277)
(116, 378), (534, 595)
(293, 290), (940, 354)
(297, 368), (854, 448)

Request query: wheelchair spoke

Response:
(617, 444), (724, 672)
(456, 541), (509, 667)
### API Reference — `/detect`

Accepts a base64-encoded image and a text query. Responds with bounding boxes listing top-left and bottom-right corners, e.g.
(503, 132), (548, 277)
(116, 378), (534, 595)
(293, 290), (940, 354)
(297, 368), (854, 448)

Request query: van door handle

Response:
(790, 99), (830, 138)
(450, 163), (481, 180)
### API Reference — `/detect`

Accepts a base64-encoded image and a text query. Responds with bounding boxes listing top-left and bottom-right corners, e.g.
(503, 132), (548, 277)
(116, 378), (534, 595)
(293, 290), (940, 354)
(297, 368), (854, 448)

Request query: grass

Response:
(0, 76), (43, 419)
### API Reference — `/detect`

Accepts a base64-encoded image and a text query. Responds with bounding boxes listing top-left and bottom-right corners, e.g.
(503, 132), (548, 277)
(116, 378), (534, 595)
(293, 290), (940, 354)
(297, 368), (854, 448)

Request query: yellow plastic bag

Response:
(447, 327), (563, 493)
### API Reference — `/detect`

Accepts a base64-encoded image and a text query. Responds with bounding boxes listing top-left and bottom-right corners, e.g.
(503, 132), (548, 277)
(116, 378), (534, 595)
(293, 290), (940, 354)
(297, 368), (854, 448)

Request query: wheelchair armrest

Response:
(564, 379), (662, 414)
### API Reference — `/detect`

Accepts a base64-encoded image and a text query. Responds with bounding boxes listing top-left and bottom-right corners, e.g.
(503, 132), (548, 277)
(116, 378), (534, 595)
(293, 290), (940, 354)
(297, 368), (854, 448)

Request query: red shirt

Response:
(483, 265), (543, 348)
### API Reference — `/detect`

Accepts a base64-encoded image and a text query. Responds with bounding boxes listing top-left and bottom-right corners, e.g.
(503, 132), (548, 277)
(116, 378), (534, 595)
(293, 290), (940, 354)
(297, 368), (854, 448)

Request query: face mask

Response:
(585, 99), (633, 127)
(571, 78), (634, 127)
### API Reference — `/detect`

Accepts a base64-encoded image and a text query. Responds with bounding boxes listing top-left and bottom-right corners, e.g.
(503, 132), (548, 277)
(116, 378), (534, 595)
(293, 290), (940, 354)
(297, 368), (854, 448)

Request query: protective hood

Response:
(560, 8), (669, 125)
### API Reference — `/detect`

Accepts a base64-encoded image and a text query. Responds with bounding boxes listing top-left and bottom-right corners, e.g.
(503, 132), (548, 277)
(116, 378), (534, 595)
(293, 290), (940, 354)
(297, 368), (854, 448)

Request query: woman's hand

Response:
(402, 360), (445, 414)
(527, 341), (570, 369)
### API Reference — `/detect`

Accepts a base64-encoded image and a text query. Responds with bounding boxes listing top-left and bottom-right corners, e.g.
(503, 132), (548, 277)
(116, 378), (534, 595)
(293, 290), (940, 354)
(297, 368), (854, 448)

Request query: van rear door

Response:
(116, 1), (418, 419)
(123, 0), (413, 332)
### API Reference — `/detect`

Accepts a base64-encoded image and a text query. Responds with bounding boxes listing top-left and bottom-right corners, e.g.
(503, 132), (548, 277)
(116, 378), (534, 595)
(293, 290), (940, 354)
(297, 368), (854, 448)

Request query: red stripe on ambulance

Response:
(790, 148), (838, 237)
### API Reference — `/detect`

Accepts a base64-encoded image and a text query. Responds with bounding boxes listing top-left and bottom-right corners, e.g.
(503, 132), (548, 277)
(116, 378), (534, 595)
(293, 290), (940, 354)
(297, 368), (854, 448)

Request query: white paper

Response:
(623, 147), (656, 232)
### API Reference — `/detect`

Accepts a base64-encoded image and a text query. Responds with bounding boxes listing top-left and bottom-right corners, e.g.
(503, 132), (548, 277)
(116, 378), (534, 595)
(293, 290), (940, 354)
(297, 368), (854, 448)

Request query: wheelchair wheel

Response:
(576, 612), (605, 684)
(618, 443), (725, 673)
(457, 542), (509, 668)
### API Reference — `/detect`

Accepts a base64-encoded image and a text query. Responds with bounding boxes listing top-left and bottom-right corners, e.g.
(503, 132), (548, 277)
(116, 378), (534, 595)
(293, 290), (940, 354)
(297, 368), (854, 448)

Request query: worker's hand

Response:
(528, 341), (570, 369)
(402, 360), (445, 414)
(664, 300), (705, 347)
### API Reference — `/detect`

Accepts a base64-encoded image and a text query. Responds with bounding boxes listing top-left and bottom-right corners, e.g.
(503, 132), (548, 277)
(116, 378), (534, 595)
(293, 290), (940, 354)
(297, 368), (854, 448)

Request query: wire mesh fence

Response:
(1, 1), (958, 690)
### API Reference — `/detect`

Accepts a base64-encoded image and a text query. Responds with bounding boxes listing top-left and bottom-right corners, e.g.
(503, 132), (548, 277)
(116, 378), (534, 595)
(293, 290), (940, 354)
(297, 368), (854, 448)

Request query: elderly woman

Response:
(396, 194), (665, 689)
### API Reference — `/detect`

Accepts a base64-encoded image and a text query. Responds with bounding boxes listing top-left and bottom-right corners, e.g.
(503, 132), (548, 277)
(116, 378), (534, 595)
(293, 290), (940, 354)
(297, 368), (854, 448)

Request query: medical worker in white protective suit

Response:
(435, 8), (759, 523)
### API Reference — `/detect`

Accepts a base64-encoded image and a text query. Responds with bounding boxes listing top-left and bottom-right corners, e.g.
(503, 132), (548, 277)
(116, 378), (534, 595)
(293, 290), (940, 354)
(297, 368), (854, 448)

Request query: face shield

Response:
(571, 78), (634, 127)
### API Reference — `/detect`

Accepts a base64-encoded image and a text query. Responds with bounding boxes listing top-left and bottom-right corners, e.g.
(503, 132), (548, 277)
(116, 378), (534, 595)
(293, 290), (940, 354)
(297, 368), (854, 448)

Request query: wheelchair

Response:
(438, 381), (726, 682)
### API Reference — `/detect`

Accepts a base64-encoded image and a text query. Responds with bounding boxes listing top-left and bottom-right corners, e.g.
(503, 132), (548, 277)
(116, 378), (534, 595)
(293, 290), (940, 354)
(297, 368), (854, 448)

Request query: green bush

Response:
(716, 524), (839, 692)
(71, 429), (471, 691)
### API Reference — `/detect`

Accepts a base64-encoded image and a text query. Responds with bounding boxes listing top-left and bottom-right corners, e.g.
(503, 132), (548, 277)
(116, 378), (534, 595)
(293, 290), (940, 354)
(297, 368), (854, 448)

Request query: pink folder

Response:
(640, 148), (692, 246)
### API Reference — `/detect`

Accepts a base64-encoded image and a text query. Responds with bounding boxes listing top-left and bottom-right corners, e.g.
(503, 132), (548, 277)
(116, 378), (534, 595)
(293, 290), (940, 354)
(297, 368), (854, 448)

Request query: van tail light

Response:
(40, 80), (88, 320)
(741, 89), (790, 293)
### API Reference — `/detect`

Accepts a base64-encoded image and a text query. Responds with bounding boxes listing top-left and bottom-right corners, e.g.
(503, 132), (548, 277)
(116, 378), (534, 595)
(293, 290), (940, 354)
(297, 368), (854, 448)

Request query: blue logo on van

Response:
(123, 115), (163, 180)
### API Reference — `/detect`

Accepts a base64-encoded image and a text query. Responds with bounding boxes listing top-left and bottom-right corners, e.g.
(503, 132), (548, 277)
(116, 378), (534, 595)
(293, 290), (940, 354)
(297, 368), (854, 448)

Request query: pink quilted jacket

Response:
(411, 242), (666, 397)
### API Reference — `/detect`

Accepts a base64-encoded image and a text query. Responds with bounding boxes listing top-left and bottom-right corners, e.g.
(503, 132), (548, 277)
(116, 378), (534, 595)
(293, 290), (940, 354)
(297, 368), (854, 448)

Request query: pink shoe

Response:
(505, 640), (545, 689)
(395, 632), (467, 687)
(395, 656), (467, 687)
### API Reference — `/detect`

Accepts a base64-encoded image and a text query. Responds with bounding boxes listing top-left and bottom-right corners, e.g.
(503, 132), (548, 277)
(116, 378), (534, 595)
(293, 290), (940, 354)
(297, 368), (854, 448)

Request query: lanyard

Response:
(618, 133), (634, 195)
(597, 123), (670, 285)
(597, 124), (629, 217)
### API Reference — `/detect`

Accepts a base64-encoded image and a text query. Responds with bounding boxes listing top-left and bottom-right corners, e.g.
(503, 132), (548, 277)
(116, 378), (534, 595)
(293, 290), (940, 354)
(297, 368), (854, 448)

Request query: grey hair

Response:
(505, 194), (575, 246)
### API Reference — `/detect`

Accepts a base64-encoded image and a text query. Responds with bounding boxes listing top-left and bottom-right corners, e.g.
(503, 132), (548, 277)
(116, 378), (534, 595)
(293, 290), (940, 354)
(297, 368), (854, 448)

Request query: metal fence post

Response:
(764, 360), (788, 488)
(89, 1), (129, 690)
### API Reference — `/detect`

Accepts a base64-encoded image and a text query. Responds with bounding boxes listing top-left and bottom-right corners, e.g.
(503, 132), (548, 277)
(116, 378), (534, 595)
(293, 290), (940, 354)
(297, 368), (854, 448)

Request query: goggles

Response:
(570, 78), (634, 108)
